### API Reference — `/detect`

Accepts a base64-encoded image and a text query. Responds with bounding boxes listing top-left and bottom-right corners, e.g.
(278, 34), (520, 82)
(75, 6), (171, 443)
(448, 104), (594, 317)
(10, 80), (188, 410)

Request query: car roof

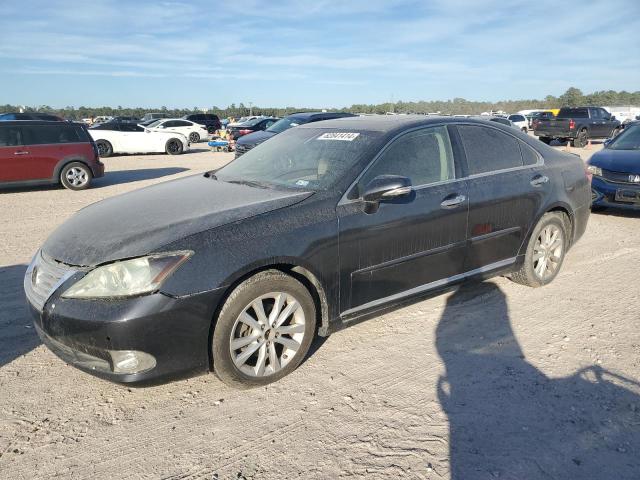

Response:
(0, 120), (80, 126)
(286, 111), (355, 121)
(298, 114), (529, 138)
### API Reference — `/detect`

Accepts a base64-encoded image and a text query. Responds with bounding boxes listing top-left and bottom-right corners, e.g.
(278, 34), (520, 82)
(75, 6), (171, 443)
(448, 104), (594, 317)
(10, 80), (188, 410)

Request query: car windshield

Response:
(267, 117), (305, 134)
(215, 127), (381, 191)
(608, 125), (640, 150)
(147, 120), (163, 128)
(242, 118), (265, 127)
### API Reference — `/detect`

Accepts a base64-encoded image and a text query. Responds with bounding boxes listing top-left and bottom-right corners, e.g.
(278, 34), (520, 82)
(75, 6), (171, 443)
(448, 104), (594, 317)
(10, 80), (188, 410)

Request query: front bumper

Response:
(26, 269), (225, 384)
(591, 176), (640, 210)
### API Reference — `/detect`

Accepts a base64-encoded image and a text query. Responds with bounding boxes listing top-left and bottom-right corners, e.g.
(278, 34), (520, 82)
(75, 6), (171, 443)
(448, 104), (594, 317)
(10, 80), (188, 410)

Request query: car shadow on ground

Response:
(92, 167), (189, 188)
(0, 264), (41, 368)
(436, 281), (640, 479)
(591, 207), (640, 219)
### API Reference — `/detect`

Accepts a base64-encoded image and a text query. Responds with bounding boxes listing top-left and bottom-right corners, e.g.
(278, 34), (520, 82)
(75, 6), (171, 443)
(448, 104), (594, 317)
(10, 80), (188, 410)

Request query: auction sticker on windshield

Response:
(317, 132), (360, 141)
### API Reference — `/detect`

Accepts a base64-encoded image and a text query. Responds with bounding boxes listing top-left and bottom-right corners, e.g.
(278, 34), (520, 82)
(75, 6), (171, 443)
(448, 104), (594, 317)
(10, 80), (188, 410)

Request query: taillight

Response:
(238, 129), (252, 135)
(569, 119), (575, 130)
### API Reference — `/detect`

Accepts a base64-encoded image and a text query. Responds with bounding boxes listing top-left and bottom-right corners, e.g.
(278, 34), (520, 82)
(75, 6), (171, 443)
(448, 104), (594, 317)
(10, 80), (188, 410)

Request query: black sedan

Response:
(226, 117), (278, 140)
(588, 121), (640, 210)
(25, 116), (591, 387)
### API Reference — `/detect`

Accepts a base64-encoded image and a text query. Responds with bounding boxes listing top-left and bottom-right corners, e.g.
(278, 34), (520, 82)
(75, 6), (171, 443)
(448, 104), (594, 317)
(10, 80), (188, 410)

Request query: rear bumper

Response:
(26, 285), (226, 385)
(91, 161), (105, 179)
(534, 130), (576, 139)
(591, 176), (640, 210)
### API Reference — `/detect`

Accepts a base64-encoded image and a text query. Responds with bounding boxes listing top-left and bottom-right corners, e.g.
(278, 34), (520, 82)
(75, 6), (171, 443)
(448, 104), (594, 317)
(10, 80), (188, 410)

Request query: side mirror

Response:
(362, 175), (412, 203)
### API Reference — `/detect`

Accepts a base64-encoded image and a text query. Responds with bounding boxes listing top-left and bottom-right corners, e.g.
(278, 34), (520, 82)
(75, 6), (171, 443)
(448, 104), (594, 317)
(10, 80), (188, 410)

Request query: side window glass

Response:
(360, 126), (455, 189)
(519, 142), (539, 166)
(0, 126), (21, 146)
(457, 125), (523, 174)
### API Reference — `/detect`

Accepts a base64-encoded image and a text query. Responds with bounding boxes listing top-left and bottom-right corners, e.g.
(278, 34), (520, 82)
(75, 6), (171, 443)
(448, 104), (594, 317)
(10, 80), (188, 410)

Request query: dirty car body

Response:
(25, 116), (591, 385)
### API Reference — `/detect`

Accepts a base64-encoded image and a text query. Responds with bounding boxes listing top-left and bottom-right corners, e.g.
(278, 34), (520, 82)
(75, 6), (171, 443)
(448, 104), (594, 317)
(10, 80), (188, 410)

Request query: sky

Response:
(0, 0), (638, 109)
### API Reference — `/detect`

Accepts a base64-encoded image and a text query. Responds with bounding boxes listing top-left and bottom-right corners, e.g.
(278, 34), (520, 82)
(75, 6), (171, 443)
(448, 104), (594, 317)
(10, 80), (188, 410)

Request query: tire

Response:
(521, 127), (528, 133)
(212, 269), (317, 388)
(60, 162), (92, 190)
(510, 212), (568, 288)
(95, 140), (113, 158)
(572, 129), (588, 148)
(538, 136), (552, 144)
(165, 138), (183, 155)
(189, 132), (200, 143)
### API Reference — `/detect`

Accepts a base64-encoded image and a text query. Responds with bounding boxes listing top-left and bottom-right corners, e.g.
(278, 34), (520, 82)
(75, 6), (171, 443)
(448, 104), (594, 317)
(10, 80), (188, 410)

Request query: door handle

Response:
(13, 151), (29, 155)
(530, 175), (549, 187)
(440, 194), (466, 209)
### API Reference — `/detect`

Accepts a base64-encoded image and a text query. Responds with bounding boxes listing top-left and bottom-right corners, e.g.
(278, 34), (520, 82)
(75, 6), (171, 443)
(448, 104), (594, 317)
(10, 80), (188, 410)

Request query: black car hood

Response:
(43, 175), (312, 266)
(235, 130), (277, 146)
(589, 148), (640, 174)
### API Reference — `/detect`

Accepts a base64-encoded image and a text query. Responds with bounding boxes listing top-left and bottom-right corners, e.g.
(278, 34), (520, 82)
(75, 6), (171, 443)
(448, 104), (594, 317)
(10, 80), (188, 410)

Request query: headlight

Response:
(62, 251), (192, 299)
(586, 165), (602, 177)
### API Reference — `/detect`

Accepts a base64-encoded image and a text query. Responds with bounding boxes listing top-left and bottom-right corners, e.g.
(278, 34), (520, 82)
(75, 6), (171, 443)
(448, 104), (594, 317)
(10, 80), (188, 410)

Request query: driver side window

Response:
(360, 125), (455, 190)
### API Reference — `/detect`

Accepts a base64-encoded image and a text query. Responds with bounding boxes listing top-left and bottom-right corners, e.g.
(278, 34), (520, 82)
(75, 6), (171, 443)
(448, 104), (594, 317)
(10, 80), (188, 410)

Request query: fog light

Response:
(110, 350), (156, 374)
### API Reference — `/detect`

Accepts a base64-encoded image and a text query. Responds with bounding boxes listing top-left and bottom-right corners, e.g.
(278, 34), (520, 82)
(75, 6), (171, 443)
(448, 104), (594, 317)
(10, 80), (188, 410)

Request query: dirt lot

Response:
(1, 142), (639, 479)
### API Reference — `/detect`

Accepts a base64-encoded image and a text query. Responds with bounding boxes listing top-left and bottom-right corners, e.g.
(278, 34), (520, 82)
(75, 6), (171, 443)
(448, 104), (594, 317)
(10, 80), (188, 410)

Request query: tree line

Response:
(2, 87), (639, 120)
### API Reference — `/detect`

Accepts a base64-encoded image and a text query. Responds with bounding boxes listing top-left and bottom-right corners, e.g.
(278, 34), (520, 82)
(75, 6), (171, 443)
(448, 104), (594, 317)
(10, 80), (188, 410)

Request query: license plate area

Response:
(615, 189), (640, 203)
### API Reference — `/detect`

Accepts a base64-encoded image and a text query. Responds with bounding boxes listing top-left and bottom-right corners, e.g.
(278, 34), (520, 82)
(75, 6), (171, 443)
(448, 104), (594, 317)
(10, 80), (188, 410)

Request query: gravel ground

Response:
(1, 141), (639, 479)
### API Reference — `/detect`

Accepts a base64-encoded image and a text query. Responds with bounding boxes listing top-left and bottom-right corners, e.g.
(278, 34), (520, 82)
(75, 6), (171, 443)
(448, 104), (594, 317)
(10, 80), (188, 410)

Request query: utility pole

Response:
(249, 102), (253, 116)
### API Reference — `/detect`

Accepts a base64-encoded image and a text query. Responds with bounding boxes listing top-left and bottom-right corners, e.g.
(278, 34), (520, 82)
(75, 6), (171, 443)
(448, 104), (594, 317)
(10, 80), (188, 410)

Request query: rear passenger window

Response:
(457, 125), (523, 174)
(519, 142), (539, 166)
(361, 126), (455, 188)
(20, 125), (83, 145)
(0, 126), (22, 146)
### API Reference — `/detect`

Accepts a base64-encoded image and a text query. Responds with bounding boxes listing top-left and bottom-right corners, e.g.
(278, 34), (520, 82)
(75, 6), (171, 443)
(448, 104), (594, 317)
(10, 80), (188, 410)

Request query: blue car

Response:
(587, 122), (640, 210)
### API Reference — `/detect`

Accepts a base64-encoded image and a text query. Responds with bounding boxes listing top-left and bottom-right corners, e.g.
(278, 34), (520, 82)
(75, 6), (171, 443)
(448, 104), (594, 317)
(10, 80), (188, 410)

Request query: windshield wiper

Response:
(226, 179), (270, 189)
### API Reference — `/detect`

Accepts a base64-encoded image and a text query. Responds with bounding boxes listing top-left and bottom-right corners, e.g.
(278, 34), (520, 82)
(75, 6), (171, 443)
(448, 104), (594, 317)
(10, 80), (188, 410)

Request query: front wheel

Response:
(510, 212), (568, 288)
(212, 270), (317, 388)
(60, 162), (92, 190)
(165, 138), (184, 155)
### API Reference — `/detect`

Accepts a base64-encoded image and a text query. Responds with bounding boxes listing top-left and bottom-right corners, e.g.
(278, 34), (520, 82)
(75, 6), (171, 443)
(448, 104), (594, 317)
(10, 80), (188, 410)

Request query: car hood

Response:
(42, 175), (312, 267)
(235, 130), (277, 146)
(589, 148), (640, 174)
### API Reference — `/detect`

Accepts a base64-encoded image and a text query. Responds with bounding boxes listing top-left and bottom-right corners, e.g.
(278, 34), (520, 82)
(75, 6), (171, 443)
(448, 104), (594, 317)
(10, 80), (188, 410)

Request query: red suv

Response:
(0, 121), (104, 190)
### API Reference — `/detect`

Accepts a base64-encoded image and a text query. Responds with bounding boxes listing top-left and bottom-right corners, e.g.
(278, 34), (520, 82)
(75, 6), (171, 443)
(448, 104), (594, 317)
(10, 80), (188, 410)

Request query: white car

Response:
(89, 123), (189, 157)
(507, 114), (529, 133)
(147, 118), (210, 143)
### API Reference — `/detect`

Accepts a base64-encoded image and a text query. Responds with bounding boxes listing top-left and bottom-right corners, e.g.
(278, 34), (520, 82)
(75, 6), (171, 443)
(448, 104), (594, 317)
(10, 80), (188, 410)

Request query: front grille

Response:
(601, 169), (640, 185)
(24, 252), (77, 311)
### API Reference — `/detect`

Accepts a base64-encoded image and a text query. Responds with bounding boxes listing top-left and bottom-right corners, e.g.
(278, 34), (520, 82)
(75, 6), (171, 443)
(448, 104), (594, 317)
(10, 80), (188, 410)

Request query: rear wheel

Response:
(60, 162), (92, 190)
(165, 138), (183, 155)
(521, 127), (528, 133)
(189, 132), (200, 143)
(212, 270), (316, 388)
(95, 140), (112, 157)
(572, 129), (588, 148)
(510, 212), (568, 288)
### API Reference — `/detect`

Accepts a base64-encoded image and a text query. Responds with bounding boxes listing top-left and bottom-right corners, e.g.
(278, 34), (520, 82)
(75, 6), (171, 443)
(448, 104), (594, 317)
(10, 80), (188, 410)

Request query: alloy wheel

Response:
(65, 167), (88, 187)
(167, 140), (181, 153)
(532, 225), (563, 280)
(97, 142), (109, 156)
(229, 292), (306, 377)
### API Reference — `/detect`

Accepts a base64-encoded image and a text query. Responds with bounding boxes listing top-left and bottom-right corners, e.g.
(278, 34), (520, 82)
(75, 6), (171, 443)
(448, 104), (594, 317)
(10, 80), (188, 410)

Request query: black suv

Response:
(183, 113), (222, 133)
